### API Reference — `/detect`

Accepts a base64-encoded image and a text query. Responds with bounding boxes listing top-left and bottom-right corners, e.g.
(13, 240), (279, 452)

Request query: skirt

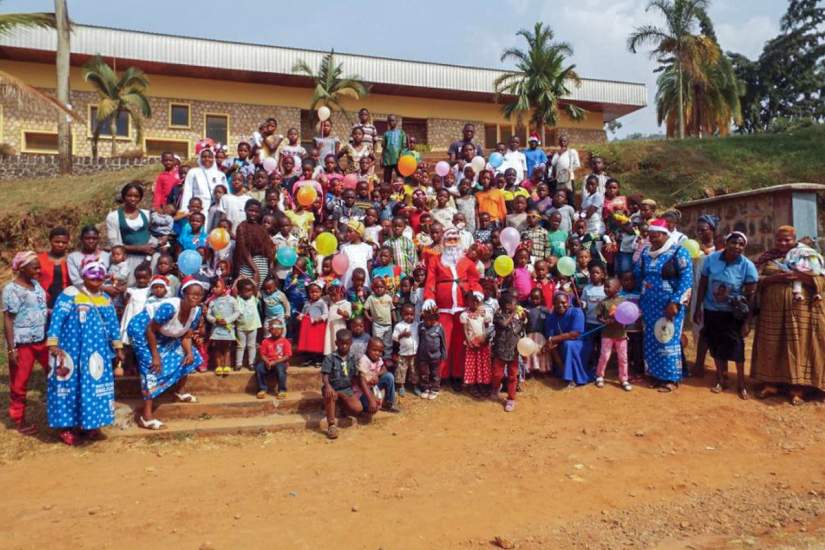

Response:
(701, 309), (745, 363)
(297, 316), (326, 354)
(463, 345), (492, 384)
(239, 255), (269, 288)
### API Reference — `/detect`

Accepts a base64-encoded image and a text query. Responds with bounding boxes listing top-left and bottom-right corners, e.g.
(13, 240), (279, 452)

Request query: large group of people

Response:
(4, 110), (825, 443)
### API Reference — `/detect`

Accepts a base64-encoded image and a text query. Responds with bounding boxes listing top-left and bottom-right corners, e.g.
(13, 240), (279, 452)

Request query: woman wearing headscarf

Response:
(179, 147), (228, 218)
(689, 214), (720, 376)
(67, 225), (110, 287)
(2, 251), (49, 435)
(232, 198), (275, 288)
(752, 225), (825, 405)
(46, 261), (123, 445)
(634, 219), (694, 392)
(693, 232), (757, 399)
(127, 277), (206, 430)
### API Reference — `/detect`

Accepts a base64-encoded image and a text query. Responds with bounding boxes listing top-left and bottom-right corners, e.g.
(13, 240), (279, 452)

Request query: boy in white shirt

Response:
(392, 303), (418, 397)
(502, 136), (527, 181)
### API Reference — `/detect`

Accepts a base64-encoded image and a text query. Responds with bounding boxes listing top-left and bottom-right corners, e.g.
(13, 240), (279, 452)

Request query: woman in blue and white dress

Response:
(635, 219), (693, 393)
(46, 261), (123, 445)
(127, 277), (205, 430)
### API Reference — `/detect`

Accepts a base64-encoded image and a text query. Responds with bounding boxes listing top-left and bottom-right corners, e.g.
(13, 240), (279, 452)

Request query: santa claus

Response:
(422, 228), (483, 384)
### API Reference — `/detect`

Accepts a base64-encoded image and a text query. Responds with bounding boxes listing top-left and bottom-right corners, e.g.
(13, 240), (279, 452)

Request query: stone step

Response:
(107, 410), (390, 439)
(117, 390), (323, 421)
(115, 367), (322, 398)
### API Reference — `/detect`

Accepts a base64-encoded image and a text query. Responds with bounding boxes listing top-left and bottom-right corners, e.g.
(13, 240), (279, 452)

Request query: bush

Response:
(117, 147), (145, 160)
(0, 143), (17, 156)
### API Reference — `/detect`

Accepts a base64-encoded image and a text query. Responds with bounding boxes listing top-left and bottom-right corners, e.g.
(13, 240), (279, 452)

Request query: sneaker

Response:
(277, 392), (287, 400)
(214, 367), (223, 376)
(428, 391), (439, 400)
(327, 424), (338, 440)
(413, 387), (423, 397)
(595, 377), (605, 388)
(420, 390), (431, 400)
(398, 387), (406, 397)
(504, 399), (515, 412)
(622, 381), (633, 392)
(256, 391), (267, 399)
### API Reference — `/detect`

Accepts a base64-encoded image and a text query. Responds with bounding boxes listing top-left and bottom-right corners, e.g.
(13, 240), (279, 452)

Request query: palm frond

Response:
(0, 12), (56, 36)
(0, 68), (81, 121)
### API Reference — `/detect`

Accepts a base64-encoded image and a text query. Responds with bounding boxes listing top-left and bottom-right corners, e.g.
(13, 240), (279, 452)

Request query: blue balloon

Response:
(276, 246), (297, 268)
(489, 152), (504, 169)
(178, 249), (202, 276)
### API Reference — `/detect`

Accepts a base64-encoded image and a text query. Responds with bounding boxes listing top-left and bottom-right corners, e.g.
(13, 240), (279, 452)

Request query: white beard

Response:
(441, 245), (463, 267)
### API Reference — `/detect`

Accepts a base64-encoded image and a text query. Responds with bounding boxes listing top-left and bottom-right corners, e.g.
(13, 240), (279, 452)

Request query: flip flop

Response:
(137, 416), (166, 431)
(174, 392), (198, 403)
(658, 383), (677, 393)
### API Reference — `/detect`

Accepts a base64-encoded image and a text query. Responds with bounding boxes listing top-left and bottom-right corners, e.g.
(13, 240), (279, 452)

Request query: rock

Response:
(492, 535), (515, 549)
(87, 509), (97, 516)
(42, 504), (54, 511)
(680, 521), (690, 529)
(573, 464), (585, 470)
(198, 543), (215, 550)
(351, 505), (359, 512)
(234, 513), (241, 520)
(634, 431), (645, 437)
(288, 491), (298, 497)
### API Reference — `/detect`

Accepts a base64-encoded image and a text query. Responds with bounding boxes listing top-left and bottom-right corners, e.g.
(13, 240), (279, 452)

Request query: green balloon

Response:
(557, 256), (576, 277)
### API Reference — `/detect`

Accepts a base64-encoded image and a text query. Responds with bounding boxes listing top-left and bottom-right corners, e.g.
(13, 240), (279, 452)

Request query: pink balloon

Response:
(500, 227), (521, 257)
(342, 173), (359, 190)
(614, 301), (640, 325)
(262, 157), (278, 175)
(435, 160), (450, 178)
(331, 253), (349, 276)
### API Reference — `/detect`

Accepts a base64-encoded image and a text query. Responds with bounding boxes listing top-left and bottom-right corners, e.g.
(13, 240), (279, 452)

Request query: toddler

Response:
(460, 291), (493, 396)
(391, 302), (419, 396)
(207, 278), (240, 376)
(296, 282), (328, 364)
(416, 310), (447, 400)
(594, 277), (632, 391)
(525, 288), (550, 373)
(235, 278), (261, 371)
(490, 293), (527, 412)
(364, 277), (394, 360)
(256, 319), (292, 399)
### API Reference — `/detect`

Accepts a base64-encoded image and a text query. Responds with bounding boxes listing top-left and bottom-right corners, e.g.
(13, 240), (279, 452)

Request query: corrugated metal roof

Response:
(0, 24), (647, 108)
(676, 183), (825, 208)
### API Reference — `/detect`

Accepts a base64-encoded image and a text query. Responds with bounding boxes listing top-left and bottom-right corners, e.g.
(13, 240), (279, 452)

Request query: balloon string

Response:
(578, 324), (604, 339)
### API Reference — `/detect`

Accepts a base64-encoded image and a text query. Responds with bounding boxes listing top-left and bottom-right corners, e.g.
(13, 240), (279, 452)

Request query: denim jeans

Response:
(359, 372), (396, 409)
(255, 361), (288, 392)
(615, 251), (634, 275)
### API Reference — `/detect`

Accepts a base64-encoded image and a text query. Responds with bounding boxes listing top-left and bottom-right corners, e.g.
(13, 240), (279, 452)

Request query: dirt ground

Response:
(2, 367), (825, 550)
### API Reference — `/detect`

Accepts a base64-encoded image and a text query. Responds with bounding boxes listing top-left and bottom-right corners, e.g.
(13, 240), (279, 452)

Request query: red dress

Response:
(296, 300), (327, 354)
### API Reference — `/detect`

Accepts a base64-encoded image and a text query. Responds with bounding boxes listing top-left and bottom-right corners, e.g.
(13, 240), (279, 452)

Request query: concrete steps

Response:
(114, 367), (322, 397)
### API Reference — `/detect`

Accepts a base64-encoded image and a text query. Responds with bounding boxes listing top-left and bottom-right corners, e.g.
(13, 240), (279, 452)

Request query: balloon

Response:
(342, 173), (359, 190)
(207, 228), (230, 251)
(500, 227), (521, 257)
(314, 232), (338, 256)
(276, 246), (297, 268)
(517, 337), (538, 357)
(262, 157), (278, 175)
(331, 253), (349, 275)
(488, 152), (504, 169)
(178, 250), (202, 276)
(296, 184), (317, 207)
(397, 154), (417, 177)
(683, 238), (701, 259)
(317, 106), (331, 122)
(494, 255), (514, 277)
(470, 155), (486, 173)
(557, 256), (576, 277)
(435, 160), (450, 177)
(614, 301), (641, 325)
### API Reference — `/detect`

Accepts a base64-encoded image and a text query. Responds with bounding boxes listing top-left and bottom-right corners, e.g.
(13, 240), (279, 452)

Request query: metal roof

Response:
(0, 24), (647, 109)
(676, 183), (825, 208)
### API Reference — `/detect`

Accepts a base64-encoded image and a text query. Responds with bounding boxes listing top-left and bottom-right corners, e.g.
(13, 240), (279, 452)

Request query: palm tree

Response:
(628, 0), (715, 139)
(292, 50), (369, 121)
(494, 22), (584, 139)
(0, 2), (78, 120)
(82, 55), (151, 158)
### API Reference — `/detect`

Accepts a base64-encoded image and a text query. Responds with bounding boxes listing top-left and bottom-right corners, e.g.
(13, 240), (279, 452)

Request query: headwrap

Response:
(179, 276), (202, 294)
(81, 261), (107, 280)
(698, 214), (720, 230)
(11, 251), (38, 272)
(648, 218), (671, 235)
(662, 209), (682, 222)
(725, 231), (748, 246)
(346, 219), (365, 237)
(268, 318), (285, 329)
(640, 198), (657, 207)
(150, 275), (170, 290)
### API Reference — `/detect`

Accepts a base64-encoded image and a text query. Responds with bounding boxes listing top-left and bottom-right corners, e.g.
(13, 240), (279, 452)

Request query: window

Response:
(515, 124), (527, 146)
(544, 128), (554, 147)
(205, 114), (228, 145)
(145, 138), (189, 159)
(23, 131), (58, 154)
(169, 104), (190, 128)
(299, 109), (315, 149)
(484, 124), (498, 149)
(402, 117), (427, 145)
(500, 125), (513, 144)
(89, 106), (129, 137)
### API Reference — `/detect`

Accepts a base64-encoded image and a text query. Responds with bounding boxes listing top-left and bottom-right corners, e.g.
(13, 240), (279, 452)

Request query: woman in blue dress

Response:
(127, 277), (205, 430)
(46, 261), (123, 445)
(634, 219), (693, 392)
(543, 292), (589, 387)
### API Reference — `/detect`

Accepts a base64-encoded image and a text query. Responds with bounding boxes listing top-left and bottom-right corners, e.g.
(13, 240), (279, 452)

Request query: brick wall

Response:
(0, 154), (154, 181)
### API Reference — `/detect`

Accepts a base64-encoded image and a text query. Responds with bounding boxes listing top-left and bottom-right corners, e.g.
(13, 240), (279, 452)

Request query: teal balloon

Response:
(276, 246), (297, 268)
(178, 250), (202, 276)
(557, 256), (576, 277)
(489, 152), (504, 168)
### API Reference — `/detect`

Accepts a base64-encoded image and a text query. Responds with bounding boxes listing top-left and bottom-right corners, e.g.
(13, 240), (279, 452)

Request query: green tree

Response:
(82, 55), (151, 158)
(292, 50), (369, 121)
(494, 22), (583, 138)
(628, 0), (715, 139)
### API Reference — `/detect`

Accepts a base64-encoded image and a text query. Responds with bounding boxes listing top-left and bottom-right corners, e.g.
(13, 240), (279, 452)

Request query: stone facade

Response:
(427, 118), (486, 152)
(0, 154), (154, 181)
(544, 127), (607, 146)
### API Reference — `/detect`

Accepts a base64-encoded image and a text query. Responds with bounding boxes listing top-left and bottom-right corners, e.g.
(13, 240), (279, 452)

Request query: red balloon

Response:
(331, 253), (349, 275)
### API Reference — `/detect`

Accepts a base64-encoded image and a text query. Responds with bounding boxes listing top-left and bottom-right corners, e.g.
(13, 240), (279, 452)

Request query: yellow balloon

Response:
(683, 239), (701, 259)
(494, 255), (514, 277)
(314, 232), (338, 256)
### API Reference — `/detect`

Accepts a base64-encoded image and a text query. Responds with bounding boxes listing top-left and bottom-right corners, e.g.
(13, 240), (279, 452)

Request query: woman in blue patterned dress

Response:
(46, 261), (123, 445)
(127, 277), (205, 430)
(635, 219), (693, 392)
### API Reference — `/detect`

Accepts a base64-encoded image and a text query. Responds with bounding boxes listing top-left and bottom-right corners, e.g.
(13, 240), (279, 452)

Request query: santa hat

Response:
(648, 218), (671, 235)
(179, 276), (203, 294)
(528, 133), (541, 144)
(150, 275), (170, 290)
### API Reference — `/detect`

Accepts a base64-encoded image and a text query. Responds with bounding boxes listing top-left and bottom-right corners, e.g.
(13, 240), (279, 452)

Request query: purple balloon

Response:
(500, 227), (520, 257)
(614, 301), (640, 325)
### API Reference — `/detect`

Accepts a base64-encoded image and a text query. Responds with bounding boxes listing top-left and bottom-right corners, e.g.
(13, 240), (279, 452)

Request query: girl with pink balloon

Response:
(594, 278), (640, 392)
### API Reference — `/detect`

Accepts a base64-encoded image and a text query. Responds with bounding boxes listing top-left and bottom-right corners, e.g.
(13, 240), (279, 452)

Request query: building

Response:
(0, 24), (646, 159)
(676, 183), (825, 254)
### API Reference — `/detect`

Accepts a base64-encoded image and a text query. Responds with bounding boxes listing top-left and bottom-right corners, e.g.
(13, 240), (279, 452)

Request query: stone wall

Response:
(544, 127), (607, 146)
(427, 118), (485, 152)
(0, 154), (154, 181)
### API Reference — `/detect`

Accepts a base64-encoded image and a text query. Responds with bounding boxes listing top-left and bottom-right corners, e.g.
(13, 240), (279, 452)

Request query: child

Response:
(119, 263), (152, 346)
(278, 128), (306, 175)
(512, 248), (534, 304)
(348, 316), (371, 363)
(341, 220), (374, 289)
(324, 282), (352, 355)
(256, 319), (292, 399)
(346, 268), (370, 320)
(460, 290), (493, 396)
(371, 247), (403, 295)
(431, 189), (457, 229)
(207, 278), (240, 376)
(321, 329), (367, 439)
(261, 276), (290, 326)
(525, 288), (550, 374)
(355, 338), (400, 413)
(380, 114), (406, 183)
(235, 278), (261, 371)
(476, 170), (507, 226)
(106, 245), (130, 288)
(391, 302), (418, 397)
(364, 277), (394, 360)
(619, 271), (644, 378)
(283, 257), (311, 339)
(547, 212), (568, 259)
(416, 310), (447, 400)
(150, 203), (176, 244)
(532, 259), (556, 308)
(152, 151), (181, 210)
(521, 209), (550, 262)
(506, 195), (529, 232)
(490, 293), (527, 412)
(176, 211), (208, 252)
(547, 190), (576, 233)
(155, 254), (180, 297)
(363, 208), (383, 246)
(573, 249), (592, 290)
(580, 262), (607, 368)
(594, 277), (632, 391)
(296, 282), (328, 364)
(455, 178), (477, 234)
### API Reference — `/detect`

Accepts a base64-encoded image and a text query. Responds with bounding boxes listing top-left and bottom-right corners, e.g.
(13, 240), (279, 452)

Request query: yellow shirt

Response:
(285, 209), (315, 240)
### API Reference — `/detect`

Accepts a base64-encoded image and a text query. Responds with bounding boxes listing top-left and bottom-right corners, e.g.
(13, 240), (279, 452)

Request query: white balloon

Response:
(517, 337), (538, 357)
(317, 106), (331, 122)
(471, 155), (486, 173)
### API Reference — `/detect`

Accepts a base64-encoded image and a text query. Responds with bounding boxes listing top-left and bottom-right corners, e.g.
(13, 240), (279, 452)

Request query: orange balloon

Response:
(296, 184), (318, 207)
(207, 228), (231, 250)
(397, 154), (417, 177)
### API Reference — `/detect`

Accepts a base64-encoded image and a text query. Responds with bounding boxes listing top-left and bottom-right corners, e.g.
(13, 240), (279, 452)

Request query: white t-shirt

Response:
(551, 149), (581, 190)
(581, 192), (605, 235)
(502, 150), (527, 181)
(341, 242), (374, 288)
(218, 193), (250, 235)
(392, 320), (419, 356)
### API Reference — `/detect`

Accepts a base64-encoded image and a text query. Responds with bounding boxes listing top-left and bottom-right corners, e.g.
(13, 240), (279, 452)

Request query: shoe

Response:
(384, 401), (401, 413)
(256, 391), (267, 399)
(622, 381), (633, 392)
(277, 392), (287, 400)
(327, 424), (338, 440)
(504, 399), (515, 412)
(595, 377), (605, 388)
(428, 391), (438, 400)
(214, 367), (223, 376)
(420, 390), (431, 400)
(223, 367), (230, 377)
(58, 430), (77, 446)
(398, 387), (406, 397)
(196, 365), (207, 373)
(413, 387), (423, 397)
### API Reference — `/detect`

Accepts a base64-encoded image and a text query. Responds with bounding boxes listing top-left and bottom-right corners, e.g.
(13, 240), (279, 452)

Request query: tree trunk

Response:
(110, 115), (117, 157)
(677, 57), (685, 140)
(55, 0), (72, 173)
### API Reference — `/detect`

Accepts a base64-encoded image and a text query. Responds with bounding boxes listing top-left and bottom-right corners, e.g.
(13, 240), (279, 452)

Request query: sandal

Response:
(711, 383), (724, 394)
(327, 423), (338, 440)
(137, 416), (166, 431)
(657, 383), (677, 393)
(58, 430), (77, 446)
(790, 394), (804, 406)
(174, 392), (198, 403)
(738, 387), (750, 400)
(14, 421), (38, 436)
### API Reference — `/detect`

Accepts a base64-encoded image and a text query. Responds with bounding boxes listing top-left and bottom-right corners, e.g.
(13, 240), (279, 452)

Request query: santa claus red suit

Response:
(422, 229), (483, 381)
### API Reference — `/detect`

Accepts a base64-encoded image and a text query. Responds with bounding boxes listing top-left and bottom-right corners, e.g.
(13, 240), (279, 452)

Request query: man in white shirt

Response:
(502, 136), (527, 181)
(218, 182), (251, 236)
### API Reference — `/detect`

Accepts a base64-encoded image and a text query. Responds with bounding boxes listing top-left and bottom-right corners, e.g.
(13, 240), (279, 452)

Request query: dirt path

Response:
(2, 374), (825, 549)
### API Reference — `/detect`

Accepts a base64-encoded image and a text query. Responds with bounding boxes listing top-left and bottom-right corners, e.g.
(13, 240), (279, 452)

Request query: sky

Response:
(3, 0), (787, 139)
